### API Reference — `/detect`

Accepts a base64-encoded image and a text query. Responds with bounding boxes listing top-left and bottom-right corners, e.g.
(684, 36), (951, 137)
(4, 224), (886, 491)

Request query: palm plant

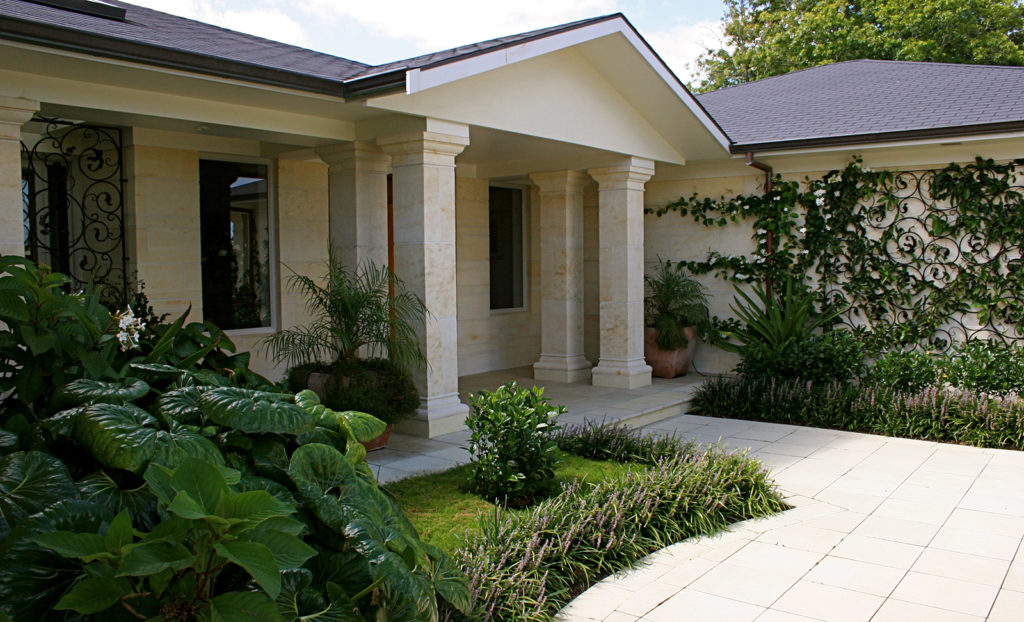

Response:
(645, 260), (711, 350)
(262, 256), (427, 371)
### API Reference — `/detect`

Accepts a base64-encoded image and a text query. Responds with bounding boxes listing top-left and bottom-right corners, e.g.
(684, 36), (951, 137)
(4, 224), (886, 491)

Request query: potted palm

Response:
(644, 260), (711, 378)
(263, 255), (426, 449)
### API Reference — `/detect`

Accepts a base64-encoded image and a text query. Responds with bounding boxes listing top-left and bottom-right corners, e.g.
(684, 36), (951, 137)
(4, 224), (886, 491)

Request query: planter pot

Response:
(644, 326), (698, 379)
(360, 424), (394, 452)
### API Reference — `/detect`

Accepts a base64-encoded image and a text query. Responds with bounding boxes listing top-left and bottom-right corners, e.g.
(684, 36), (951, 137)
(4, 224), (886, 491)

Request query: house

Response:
(2, 0), (1022, 436)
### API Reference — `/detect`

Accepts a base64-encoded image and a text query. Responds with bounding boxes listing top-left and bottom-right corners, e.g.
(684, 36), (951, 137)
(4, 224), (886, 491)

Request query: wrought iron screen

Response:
(21, 117), (128, 304)
(820, 168), (1024, 352)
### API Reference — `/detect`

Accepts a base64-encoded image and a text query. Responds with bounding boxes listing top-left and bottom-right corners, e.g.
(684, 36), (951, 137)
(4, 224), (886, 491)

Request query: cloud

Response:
(126, 0), (309, 48)
(644, 19), (727, 84)
(297, 0), (617, 51)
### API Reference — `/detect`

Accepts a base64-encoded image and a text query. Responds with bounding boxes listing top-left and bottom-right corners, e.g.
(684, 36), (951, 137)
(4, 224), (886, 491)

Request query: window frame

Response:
(197, 153), (280, 336)
(488, 183), (529, 315)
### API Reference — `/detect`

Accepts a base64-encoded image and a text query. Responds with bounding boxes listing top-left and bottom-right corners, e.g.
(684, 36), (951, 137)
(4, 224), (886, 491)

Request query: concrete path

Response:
(559, 414), (1024, 622)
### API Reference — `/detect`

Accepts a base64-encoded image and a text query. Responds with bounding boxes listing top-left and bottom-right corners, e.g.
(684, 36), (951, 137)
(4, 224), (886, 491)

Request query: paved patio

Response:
(368, 372), (1024, 621)
(560, 414), (1024, 622)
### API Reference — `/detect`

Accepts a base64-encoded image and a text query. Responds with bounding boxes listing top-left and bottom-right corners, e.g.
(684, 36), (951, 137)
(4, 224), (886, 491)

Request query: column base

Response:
(394, 392), (469, 437)
(591, 359), (652, 389)
(533, 354), (592, 384)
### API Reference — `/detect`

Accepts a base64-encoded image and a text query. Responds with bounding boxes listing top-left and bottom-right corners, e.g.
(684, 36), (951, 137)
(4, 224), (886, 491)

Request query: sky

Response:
(123, 0), (730, 83)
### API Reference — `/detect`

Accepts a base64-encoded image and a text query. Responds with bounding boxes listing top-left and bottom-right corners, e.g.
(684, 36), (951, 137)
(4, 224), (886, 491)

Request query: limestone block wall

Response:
(455, 177), (542, 375)
(125, 144), (204, 322)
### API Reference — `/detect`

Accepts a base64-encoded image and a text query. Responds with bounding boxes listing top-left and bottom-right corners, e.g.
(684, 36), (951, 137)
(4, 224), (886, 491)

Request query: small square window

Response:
(199, 160), (272, 330)
(489, 186), (524, 310)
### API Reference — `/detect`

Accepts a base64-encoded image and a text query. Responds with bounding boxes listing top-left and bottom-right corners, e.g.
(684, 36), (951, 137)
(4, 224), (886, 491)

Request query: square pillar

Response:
(0, 97), (39, 257)
(378, 126), (470, 437)
(315, 142), (389, 269)
(530, 170), (591, 383)
(588, 158), (655, 389)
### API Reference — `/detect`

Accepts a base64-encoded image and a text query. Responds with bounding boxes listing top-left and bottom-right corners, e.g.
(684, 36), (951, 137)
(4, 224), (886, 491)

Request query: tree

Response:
(694, 0), (1024, 92)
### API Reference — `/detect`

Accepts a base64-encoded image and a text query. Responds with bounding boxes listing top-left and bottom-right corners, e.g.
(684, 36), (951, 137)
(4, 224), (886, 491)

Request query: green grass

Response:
(384, 453), (639, 551)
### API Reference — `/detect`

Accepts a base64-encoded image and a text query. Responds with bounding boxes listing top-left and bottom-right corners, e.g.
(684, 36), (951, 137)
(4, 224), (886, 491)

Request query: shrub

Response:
(720, 277), (844, 354)
(645, 260), (711, 349)
(864, 349), (939, 393)
(693, 375), (1024, 450)
(466, 382), (565, 507)
(944, 340), (1024, 396)
(286, 358), (419, 425)
(454, 435), (785, 621)
(737, 330), (864, 383)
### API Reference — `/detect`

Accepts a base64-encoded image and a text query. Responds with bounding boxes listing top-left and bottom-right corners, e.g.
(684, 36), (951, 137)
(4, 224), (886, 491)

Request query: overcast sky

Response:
(125, 0), (728, 83)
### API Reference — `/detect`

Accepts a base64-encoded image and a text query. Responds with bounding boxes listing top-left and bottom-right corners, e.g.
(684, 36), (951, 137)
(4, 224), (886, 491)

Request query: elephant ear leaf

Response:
(75, 404), (160, 473)
(157, 386), (204, 424)
(58, 378), (150, 406)
(0, 451), (75, 540)
(152, 422), (225, 469)
(77, 471), (159, 530)
(208, 590), (282, 622)
(337, 411), (386, 444)
(127, 362), (188, 382)
(288, 444), (432, 612)
(294, 391), (385, 444)
(422, 543), (472, 616)
(200, 388), (313, 435)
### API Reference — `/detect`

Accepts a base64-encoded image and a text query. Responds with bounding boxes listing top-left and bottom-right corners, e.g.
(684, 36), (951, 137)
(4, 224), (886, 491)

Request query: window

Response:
(489, 186), (524, 310)
(199, 159), (272, 330)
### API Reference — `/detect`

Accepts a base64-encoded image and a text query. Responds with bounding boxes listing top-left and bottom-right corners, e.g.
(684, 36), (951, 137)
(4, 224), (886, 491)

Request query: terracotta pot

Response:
(360, 424), (394, 452)
(644, 326), (698, 379)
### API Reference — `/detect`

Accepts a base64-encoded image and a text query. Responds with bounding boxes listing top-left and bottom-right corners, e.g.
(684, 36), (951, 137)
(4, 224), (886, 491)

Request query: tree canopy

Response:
(694, 0), (1024, 92)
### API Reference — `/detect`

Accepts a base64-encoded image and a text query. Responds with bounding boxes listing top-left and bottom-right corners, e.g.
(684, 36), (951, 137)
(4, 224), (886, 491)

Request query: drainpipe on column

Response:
(745, 152), (775, 298)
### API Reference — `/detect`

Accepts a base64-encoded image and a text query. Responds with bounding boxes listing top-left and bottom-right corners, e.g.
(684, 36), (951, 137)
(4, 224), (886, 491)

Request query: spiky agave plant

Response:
(262, 255), (427, 371)
(644, 259), (711, 350)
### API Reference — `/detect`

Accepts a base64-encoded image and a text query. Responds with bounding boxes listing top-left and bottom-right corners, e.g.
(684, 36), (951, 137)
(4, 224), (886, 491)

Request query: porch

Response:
(366, 368), (704, 483)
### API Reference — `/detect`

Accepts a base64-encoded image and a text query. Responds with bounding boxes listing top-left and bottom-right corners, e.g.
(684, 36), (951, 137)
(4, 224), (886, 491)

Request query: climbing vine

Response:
(649, 156), (1024, 353)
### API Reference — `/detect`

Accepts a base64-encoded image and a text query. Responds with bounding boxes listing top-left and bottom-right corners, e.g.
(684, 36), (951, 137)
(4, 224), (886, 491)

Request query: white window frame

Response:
(488, 183), (529, 315)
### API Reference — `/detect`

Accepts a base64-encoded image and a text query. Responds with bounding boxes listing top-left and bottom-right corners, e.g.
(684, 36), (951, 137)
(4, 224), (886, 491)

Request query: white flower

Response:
(756, 228), (767, 235)
(813, 188), (826, 197)
(816, 197), (826, 207)
(825, 225), (831, 231)
(742, 204), (749, 210)
(799, 227), (807, 234)
(773, 196), (780, 201)
(834, 190), (841, 197)
(735, 273), (747, 280)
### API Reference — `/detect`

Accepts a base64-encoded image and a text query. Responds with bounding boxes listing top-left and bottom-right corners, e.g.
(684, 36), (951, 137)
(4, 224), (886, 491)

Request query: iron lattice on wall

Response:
(21, 117), (128, 304)
(818, 166), (1024, 352)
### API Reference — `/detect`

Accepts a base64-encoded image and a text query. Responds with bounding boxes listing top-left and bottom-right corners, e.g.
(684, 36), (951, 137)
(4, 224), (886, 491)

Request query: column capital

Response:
(315, 141), (389, 173)
(529, 170), (590, 195)
(377, 131), (469, 167)
(0, 96), (39, 140)
(588, 157), (655, 189)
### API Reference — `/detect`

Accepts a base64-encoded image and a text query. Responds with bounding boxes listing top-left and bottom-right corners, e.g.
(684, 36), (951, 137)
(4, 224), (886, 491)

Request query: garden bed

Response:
(387, 422), (786, 622)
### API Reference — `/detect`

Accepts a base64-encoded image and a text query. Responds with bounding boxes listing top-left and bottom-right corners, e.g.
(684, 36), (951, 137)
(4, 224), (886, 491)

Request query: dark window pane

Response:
(199, 160), (271, 329)
(489, 186), (524, 310)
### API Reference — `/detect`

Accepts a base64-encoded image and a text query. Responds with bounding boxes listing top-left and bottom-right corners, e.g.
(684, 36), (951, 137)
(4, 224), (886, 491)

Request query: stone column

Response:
(378, 126), (470, 437)
(588, 158), (655, 389)
(0, 97), (39, 257)
(315, 141), (389, 269)
(530, 170), (591, 383)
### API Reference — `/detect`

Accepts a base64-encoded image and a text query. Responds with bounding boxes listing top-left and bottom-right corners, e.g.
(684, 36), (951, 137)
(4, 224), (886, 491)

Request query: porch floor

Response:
(365, 366), (704, 483)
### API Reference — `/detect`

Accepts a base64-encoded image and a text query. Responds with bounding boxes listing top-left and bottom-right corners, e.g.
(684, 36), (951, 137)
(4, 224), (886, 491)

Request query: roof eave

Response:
(0, 14), (349, 97)
(732, 120), (1024, 154)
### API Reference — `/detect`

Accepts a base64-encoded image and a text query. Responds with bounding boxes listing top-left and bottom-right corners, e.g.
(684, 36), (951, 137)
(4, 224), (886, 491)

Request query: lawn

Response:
(384, 452), (638, 551)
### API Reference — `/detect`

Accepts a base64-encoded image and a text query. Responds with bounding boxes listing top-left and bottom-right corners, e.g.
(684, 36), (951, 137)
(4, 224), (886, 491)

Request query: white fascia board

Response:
(402, 17), (732, 152)
(732, 130), (1024, 159)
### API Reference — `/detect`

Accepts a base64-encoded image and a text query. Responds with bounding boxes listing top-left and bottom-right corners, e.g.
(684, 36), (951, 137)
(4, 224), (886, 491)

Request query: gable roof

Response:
(699, 59), (1024, 152)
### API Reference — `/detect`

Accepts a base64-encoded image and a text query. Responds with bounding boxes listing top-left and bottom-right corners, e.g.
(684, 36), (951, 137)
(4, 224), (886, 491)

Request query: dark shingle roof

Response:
(698, 60), (1024, 150)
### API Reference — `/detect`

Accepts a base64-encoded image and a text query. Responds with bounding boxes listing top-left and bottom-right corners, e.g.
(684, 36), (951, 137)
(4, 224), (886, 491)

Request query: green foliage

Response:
(286, 359), (419, 426)
(466, 382), (565, 507)
(693, 375), (1024, 449)
(737, 330), (865, 384)
(944, 340), (1024, 396)
(32, 457), (314, 619)
(644, 259), (711, 349)
(555, 420), (696, 465)
(695, 0), (1024, 92)
(455, 424), (785, 621)
(864, 349), (940, 393)
(263, 257), (427, 372)
(721, 278), (843, 354)
(650, 156), (1024, 354)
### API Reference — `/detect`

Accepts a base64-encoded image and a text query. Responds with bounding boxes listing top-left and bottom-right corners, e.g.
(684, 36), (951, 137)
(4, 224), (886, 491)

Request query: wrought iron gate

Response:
(21, 117), (128, 304)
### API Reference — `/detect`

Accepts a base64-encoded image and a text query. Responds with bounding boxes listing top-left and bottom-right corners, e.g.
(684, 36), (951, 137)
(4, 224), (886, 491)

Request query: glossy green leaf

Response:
(152, 422), (225, 468)
(0, 451), (75, 539)
(221, 490), (295, 523)
(128, 362), (187, 381)
(118, 539), (194, 576)
(53, 576), (132, 614)
(105, 509), (134, 552)
(208, 591), (282, 622)
(75, 404), (160, 473)
(277, 570), (365, 622)
(170, 456), (229, 513)
(201, 387), (314, 435)
(59, 377), (151, 405)
(156, 386), (204, 423)
(32, 530), (108, 560)
(339, 411), (387, 444)
(214, 540), (281, 598)
(245, 528), (317, 569)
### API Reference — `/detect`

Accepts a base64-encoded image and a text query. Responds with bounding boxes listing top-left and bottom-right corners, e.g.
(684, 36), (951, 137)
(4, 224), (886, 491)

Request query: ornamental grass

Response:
(694, 375), (1024, 450)
(450, 430), (785, 621)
